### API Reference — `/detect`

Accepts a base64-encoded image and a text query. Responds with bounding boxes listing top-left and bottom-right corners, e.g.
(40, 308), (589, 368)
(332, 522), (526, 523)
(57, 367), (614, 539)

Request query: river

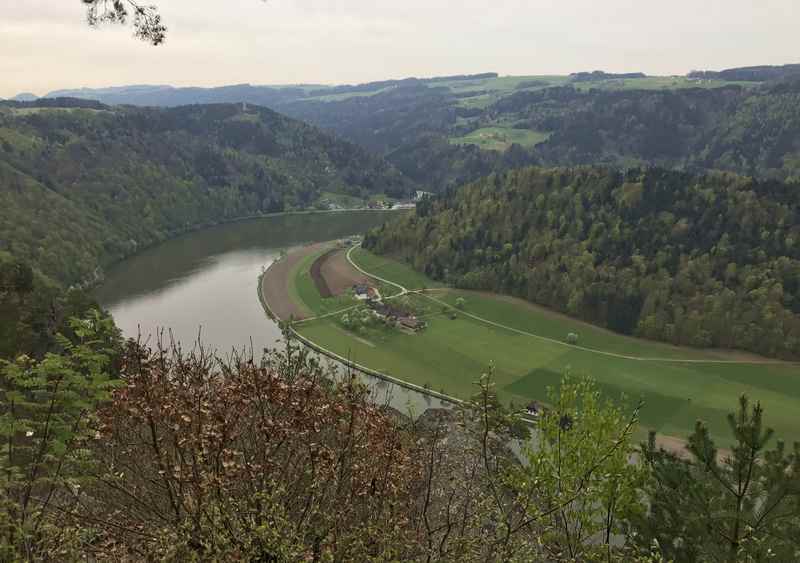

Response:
(95, 210), (454, 414)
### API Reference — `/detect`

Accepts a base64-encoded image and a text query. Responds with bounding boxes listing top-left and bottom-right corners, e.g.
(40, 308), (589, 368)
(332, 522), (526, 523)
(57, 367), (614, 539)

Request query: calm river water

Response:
(95, 210), (453, 414)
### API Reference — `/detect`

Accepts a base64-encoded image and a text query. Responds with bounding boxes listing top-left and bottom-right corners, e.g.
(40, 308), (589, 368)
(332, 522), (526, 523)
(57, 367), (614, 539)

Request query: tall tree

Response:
(635, 396), (800, 562)
(506, 376), (645, 561)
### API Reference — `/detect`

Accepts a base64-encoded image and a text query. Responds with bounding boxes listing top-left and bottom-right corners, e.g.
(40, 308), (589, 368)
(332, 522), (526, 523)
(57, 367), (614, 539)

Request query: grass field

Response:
(450, 127), (550, 151)
(310, 86), (397, 102)
(288, 248), (800, 444)
(349, 247), (446, 292)
(287, 245), (354, 317)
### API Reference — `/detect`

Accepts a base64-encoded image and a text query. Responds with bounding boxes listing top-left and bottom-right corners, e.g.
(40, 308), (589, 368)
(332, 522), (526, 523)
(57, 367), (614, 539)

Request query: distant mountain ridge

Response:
(688, 63), (800, 82)
(569, 71), (647, 81)
(41, 83), (309, 108)
(31, 73), (501, 107)
(10, 92), (38, 102)
(13, 66), (800, 192)
(47, 84), (173, 97)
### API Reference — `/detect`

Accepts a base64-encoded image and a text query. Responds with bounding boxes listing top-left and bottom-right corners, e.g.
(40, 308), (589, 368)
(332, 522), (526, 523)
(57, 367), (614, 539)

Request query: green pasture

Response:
(288, 245), (355, 317)
(434, 291), (722, 361)
(349, 247), (445, 292)
(288, 248), (800, 443)
(450, 127), (550, 151)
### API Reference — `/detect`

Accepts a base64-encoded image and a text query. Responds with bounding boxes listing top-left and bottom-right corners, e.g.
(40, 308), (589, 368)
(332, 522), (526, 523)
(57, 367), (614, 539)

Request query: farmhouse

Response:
(367, 301), (403, 318)
(353, 284), (380, 301)
(399, 317), (424, 331)
(367, 300), (425, 332)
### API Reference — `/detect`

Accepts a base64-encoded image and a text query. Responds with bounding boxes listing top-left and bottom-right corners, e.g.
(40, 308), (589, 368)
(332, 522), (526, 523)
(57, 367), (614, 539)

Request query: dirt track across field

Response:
(318, 248), (369, 296)
(261, 243), (328, 321)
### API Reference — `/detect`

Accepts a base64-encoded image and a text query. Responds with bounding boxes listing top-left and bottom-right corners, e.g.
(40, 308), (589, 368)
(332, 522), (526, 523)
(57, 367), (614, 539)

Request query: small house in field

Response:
(366, 301), (424, 332)
(399, 316), (424, 331)
(354, 284), (380, 301)
(367, 301), (398, 317)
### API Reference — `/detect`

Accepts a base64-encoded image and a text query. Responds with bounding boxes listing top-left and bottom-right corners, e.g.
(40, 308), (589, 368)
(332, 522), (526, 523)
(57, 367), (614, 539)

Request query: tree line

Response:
(364, 166), (800, 358)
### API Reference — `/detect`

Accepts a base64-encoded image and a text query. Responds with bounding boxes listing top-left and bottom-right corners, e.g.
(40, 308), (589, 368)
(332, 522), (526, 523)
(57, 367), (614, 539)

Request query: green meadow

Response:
(349, 247), (446, 292)
(290, 249), (800, 443)
(288, 245), (355, 317)
(450, 127), (550, 151)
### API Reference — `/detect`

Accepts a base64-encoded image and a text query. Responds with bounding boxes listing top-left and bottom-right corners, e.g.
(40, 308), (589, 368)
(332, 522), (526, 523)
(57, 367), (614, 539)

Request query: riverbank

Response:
(80, 207), (403, 291)
(259, 245), (463, 406)
(260, 242), (331, 321)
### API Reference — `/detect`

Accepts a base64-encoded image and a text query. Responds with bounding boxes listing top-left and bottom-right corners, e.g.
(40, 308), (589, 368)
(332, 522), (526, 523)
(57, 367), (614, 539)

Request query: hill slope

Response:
(34, 71), (800, 189)
(364, 166), (800, 358)
(0, 100), (414, 284)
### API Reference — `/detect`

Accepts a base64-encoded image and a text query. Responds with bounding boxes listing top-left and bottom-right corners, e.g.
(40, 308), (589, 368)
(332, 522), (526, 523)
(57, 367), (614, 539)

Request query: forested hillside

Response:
(0, 250), (106, 359)
(35, 69), (800, 191)
(0, 100), (413, 285)
(364, 166), (800, 358)
(303, 80), (800, 190)
(493, 83), (800, 180)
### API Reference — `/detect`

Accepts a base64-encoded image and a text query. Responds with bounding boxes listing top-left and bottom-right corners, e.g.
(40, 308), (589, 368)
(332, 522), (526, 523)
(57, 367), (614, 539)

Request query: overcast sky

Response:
(2, 0), (798, 98)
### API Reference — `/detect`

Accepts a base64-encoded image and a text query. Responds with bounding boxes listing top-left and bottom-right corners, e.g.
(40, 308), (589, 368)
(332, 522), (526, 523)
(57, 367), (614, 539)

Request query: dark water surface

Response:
(95, 211), (452, 413)
(96, 211), (392, 353)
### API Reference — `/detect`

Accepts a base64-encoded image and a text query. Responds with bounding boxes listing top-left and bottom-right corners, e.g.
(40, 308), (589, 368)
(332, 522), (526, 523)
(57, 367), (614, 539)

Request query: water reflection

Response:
(96, 211), (454, 415)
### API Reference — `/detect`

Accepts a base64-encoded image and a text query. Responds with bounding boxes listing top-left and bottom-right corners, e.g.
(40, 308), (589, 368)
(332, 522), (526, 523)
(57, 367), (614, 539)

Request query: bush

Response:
(566, 332), (579, 345)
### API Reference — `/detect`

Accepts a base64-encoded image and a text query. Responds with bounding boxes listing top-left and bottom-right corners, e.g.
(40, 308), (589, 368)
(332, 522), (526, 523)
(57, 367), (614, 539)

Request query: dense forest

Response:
(365, 166), (800, 358)
(491, 83), (800, 179)
(0, 251), (104, 360)
(33, 67), (800, 192)
(325, 80), (800, 189)
(0, 100), (413, 285)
